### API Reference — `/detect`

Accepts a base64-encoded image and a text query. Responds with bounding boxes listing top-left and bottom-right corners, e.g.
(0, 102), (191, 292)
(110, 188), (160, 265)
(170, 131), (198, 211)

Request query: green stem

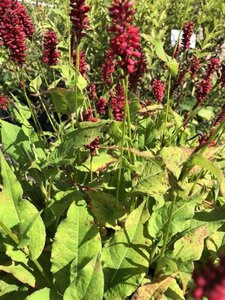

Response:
(161, 74), (172, 145)
(159, 194), (177, 259)
(74, 44), (80, 128)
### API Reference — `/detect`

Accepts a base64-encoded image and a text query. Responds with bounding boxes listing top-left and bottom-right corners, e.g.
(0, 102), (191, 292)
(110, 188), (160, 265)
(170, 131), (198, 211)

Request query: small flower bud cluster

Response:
(110, 84), (125, 121)
(181, 21), (194, 50)
(42, 30), (60, 66)
(196, 58), (220, 106)
(88, 83), (97, 101)
(193, 254), (225, 300)
(190, 56), (200, 79)
(152, 78), (164, 103)
(0, 95), (8, 110)
(96, 97), (107, 115)
(102, 49), (115, 85)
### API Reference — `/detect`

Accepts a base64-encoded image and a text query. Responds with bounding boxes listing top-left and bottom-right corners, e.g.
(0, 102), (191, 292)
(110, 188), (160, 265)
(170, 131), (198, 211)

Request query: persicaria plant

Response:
(0, 0), (225, 299)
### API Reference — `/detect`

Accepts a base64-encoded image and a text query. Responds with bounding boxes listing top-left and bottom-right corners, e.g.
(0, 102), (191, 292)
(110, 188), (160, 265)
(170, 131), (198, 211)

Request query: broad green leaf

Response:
(46, 124), (103, 166)
(51, 196), (101, 294)
(0, 151), (21, 228)
(131, 275), (176, 300)
(11, 94), (31, 125)
(183, 153), (225, 197)
(0, 262), (36, 287)
(0, 120), (34, 164)
(102, 201), (150, 300)
(43, 190), (75, 228)
(17, 200), (46, 260)
(87, 191), (121, 228)
(166, 59), (179, 76)
(63, 255), (104, 300)
(49, 88), (84, 113)
(147, 196), (202, 241)
(132, 159), (169, 196)
(29, 75), (42, 93)
(197, 106), (215, 120)
(0, 276), (29, 299)
(26, 288), (62, 300)
(151, 39), (171, 62)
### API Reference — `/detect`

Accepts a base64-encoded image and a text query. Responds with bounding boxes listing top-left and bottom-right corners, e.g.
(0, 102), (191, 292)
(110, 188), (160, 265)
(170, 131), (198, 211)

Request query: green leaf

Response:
(63, 255), (104, 300)
(29, 75), (42, 93)
(0, 151), (21, 229)
(197, 106), (215, 120)
(185, 153), (225, 197)
(102, 201), (150, 300)
(0, 262), (36, 287)
(132, 159), (169, 196)
(46, 124), (103, 167)
(131, 275), (177, 300)
(11, 94), (31, 125)
(87, 191), (121, 228)
(49, 88), (84, 113)
(151, 39), (171, 62)
(0, 120), (34, 164)
(43, 190), (75, 228)
(0, 276), (29, 299)
(17, 200), (46, 260)
(51, 195), (101, 294)
(26, 288), (62, 300)
(147, 196), (202, 241)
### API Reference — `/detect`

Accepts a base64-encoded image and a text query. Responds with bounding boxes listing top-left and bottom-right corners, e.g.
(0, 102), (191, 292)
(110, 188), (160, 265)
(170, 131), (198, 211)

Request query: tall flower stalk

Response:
(69, 0), (90, 127)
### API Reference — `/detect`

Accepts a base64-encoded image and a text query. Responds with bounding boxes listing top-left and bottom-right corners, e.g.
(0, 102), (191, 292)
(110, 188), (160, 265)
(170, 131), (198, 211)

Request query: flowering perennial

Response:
(152, 78), (164, 103)
(110, 84), (125, 121)
(102, 0), (146, 84)
(0, 0), (34, 64)
(193, 255), (225, 300)
(42, 30), (60, 66)
(0, 95), (8, 110)
(190, 56), (200, 79)
(196, 58), (220, 105)
(70, 0), (90, 49)
(181, 21), (194, 50)
(96, 96), (107, 115)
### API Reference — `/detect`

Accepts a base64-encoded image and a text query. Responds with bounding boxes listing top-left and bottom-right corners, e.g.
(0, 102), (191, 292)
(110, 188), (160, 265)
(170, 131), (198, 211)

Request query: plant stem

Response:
(74, 44), (80, 128)
(161, 74), (172, 145)
(159, 193), (177, 259)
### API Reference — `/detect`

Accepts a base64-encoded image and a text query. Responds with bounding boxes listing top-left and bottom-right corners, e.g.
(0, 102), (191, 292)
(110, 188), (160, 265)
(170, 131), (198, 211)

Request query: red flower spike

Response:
(42, 30), (60, 66)
(0, 95), (8, 110)
(89, 83), (97, 101)
(102, 49), (115, 85)
(0, 0), (34, 64)
(110, 84), (125, 121)
(70, 0), (90, 49)
(181, 21), (194, 50)
(206, 57), (220, 78)
(129, 50), (147, 89)
(196, 78), (212, 105)
(96, 96), (107, 115)
(193, 254), (225, 300)
(106, 0), (142, 76)
(190, 56), (200, 79)
(152, 78), (164, 103)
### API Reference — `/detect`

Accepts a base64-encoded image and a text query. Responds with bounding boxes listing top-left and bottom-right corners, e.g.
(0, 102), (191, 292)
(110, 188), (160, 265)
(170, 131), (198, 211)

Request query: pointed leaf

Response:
(26, 288), (62, 300)
(63, 255), (104, 300)
(102, 201), (150, 300)
(51, 195), (101, 294)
